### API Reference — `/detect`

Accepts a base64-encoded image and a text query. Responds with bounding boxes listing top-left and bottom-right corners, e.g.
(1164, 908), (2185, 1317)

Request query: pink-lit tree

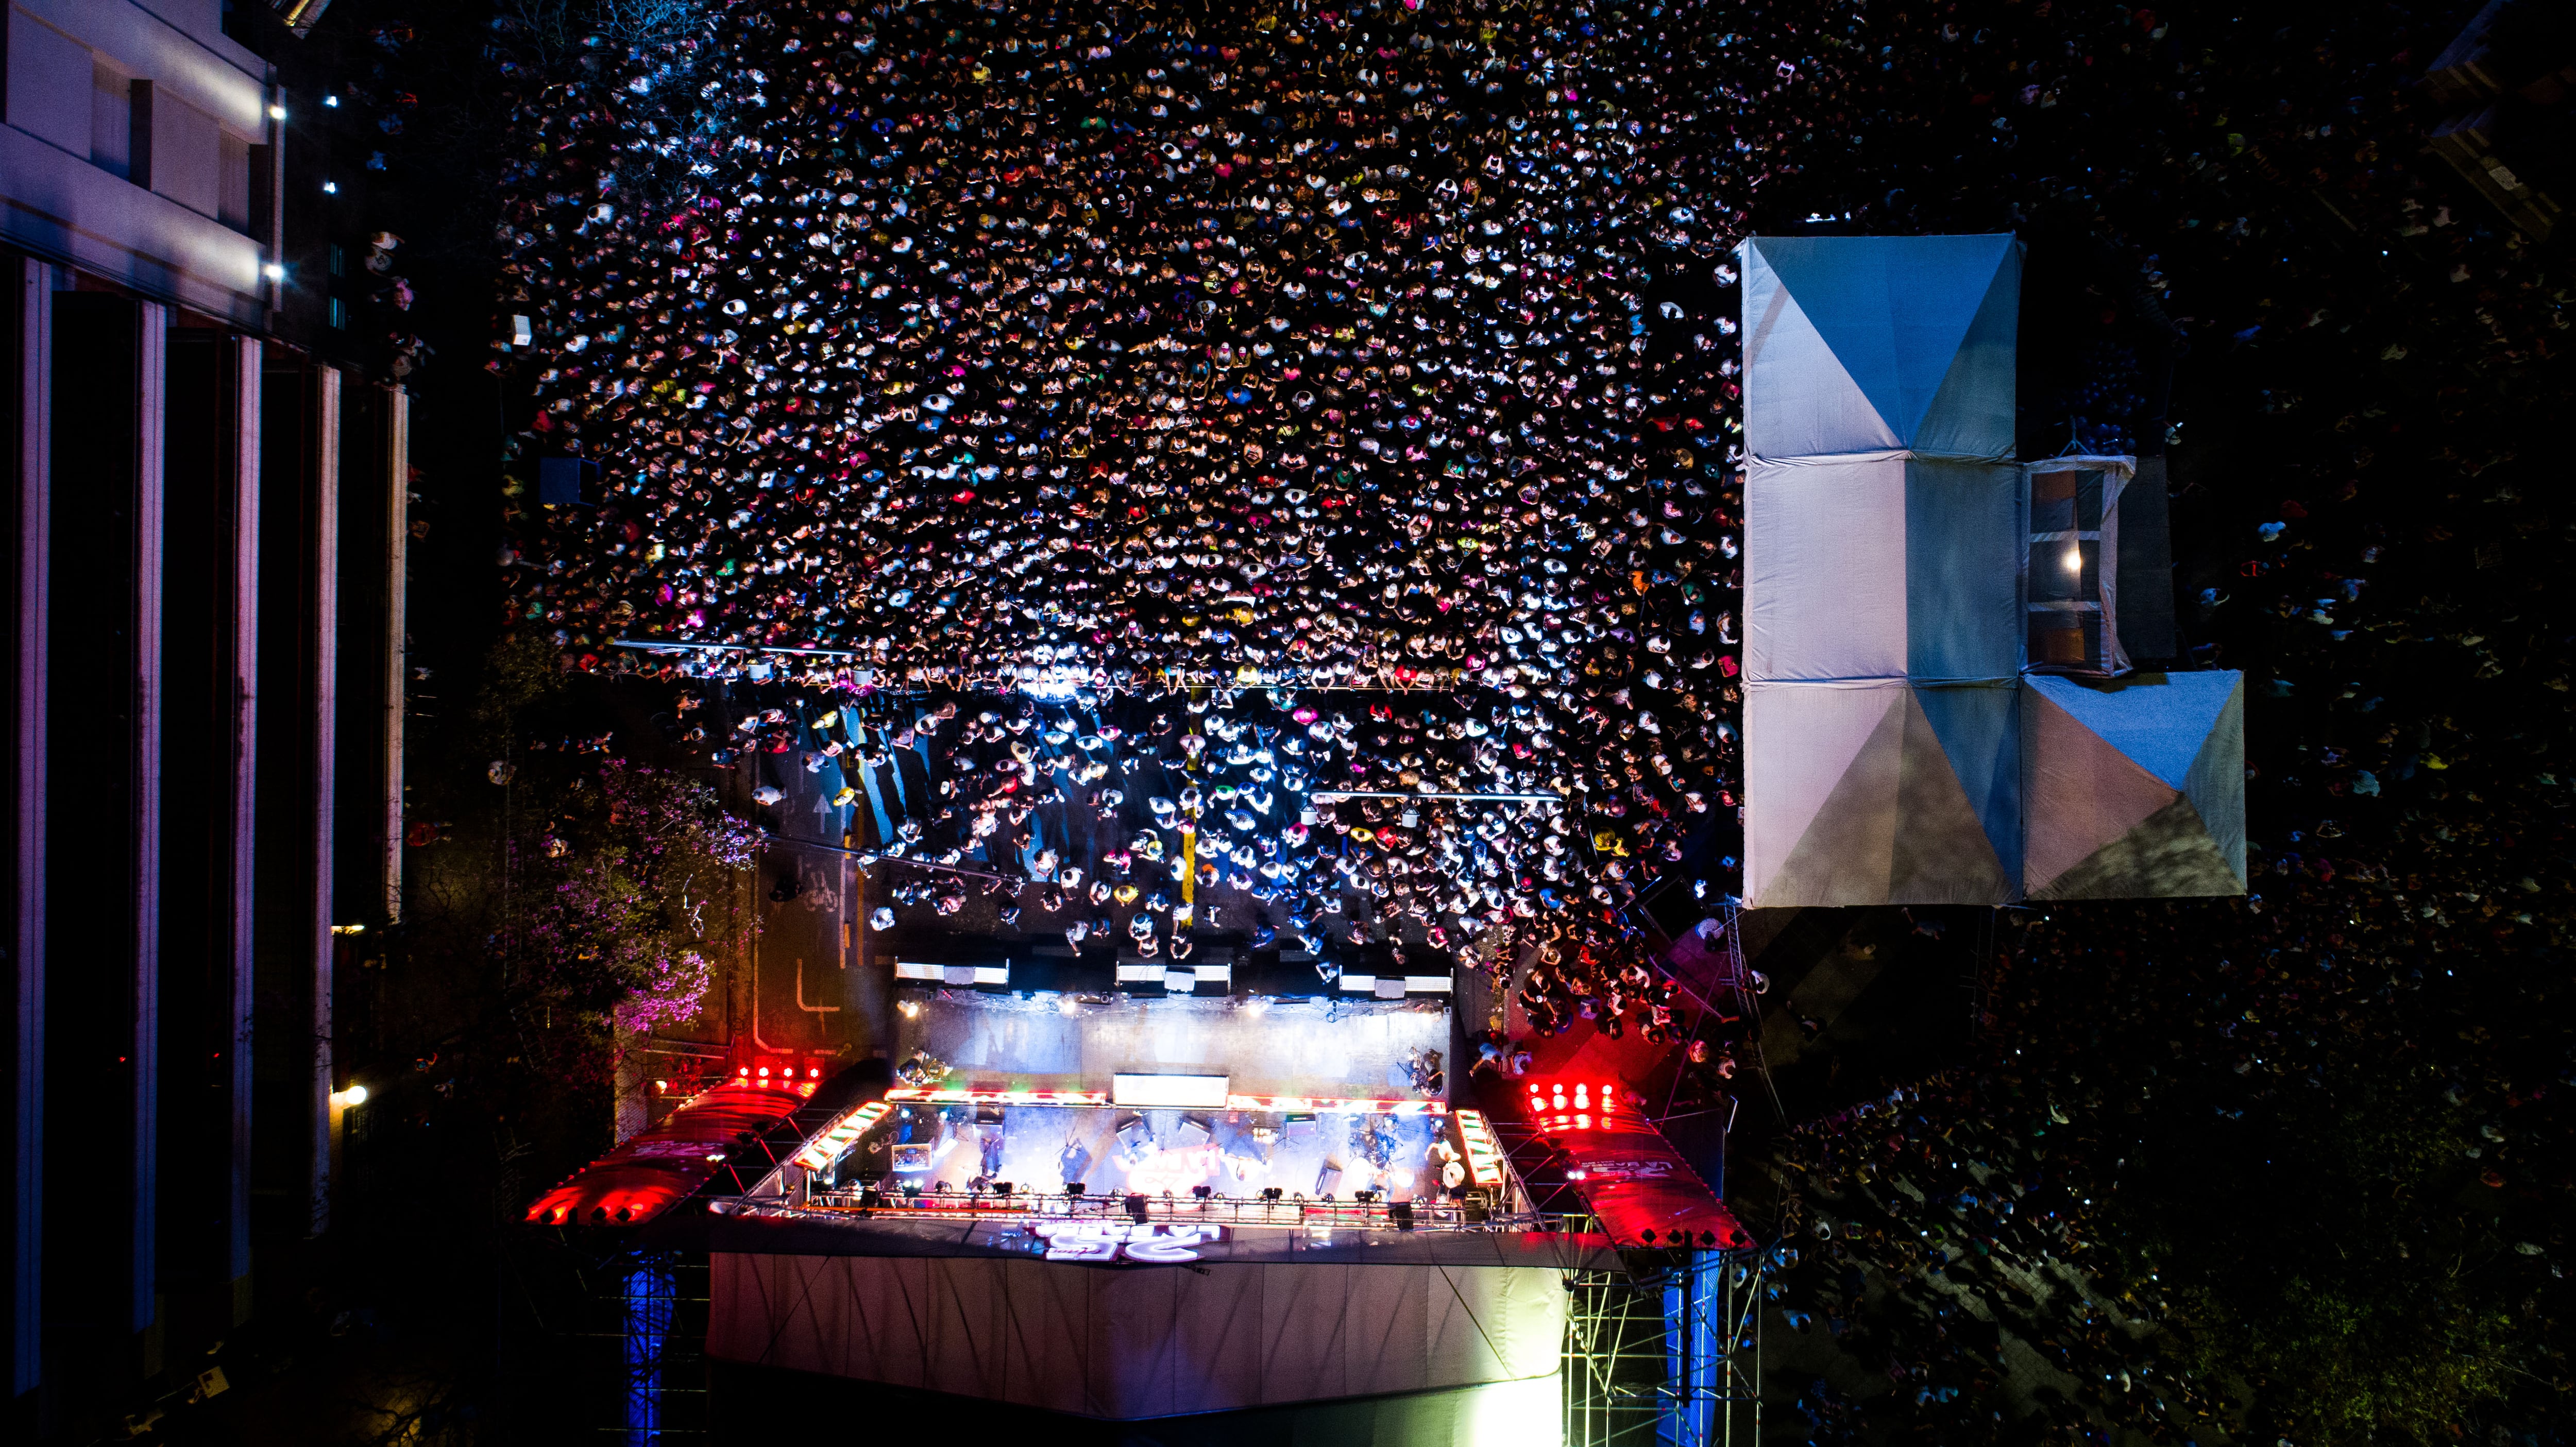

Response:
(519, 760), (760, 1041)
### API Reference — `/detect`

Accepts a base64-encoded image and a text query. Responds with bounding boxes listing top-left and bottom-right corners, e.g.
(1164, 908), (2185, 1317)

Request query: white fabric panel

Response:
(1008, 1257), (1095, 1412)
(1095, 1267), (1181, 1416)
(1742, 683), (1906, 907)
(710, 1255), (1566, 1418)
(1744, 456), (1909, 682)
(1167, 1259), (1266, 1413)
(1259, 1260), (1348, 1402)
(1357, 1259), (1437, 1397)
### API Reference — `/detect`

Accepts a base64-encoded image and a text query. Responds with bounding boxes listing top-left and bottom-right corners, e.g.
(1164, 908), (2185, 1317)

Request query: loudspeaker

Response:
(1390, 1200), (1415, 1231)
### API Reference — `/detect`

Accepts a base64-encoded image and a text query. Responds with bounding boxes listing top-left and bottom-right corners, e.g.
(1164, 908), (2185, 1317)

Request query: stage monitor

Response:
(1111, 1073), (1230, 1109)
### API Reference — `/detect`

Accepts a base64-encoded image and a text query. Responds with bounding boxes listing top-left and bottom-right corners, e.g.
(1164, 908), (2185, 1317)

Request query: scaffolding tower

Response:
(1563, 1247), (1764, 1447)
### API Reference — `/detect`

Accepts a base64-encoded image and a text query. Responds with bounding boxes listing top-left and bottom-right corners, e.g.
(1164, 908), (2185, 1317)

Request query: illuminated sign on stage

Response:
(789, 1101), (891, 1173)
(1111, 1073), (1231, 1109)
(1027, 1220), (1229, 1264)
(1453, 1109), (1507, 1188)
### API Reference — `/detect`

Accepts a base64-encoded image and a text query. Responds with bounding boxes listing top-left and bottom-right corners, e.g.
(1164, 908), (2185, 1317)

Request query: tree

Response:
(516, 760), (759, 1048)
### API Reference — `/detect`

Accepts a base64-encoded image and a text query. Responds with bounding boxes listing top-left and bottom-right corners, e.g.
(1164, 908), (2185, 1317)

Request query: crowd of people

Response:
(493, 0), (1790, 1019)
(486, 0), (2576, 1440)
(1761, 876), (2569, 1444)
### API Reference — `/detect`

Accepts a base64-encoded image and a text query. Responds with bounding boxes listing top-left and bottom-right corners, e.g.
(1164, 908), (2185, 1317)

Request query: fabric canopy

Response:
(1744, 455), (2026, 685)
(2023, 672), (2246, 899)
(1740, 233), (2243, 908)
(1744, 683), (2021, 907)
(1741, 233), (2022, 462)
(707, 1253), (1565, 1419)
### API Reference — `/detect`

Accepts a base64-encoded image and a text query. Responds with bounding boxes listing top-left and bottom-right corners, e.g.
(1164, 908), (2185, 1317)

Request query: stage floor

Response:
(897, 990), (1451, 1102)
(881, 1102), (1447, 1204)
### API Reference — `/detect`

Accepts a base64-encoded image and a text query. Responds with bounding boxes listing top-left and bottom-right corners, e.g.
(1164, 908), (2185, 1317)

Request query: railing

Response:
(710, 1184), (1577, 1236)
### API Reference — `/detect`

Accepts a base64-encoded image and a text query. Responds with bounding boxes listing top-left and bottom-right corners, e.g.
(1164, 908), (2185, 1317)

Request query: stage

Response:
(895, 987), (1452, 1102)
(867, 1100), (1450, 1204)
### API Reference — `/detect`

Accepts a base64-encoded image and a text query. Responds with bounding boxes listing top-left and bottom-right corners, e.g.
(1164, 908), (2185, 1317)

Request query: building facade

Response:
(3, 0), (402, 1427)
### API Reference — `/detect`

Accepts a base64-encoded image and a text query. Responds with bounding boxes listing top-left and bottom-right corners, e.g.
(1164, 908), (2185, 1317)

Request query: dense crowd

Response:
(492, 0), (1801, 1009)
(1762, 878), (2570, 1444)
(487, 0), (2576, 1440)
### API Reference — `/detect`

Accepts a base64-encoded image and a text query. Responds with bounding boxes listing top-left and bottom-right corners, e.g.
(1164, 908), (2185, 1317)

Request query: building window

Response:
(329, 244), (346, 277)
(328, 297), (346, 330)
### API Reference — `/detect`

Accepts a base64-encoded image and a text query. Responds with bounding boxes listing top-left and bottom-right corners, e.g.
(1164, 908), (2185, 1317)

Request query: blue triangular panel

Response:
(2024, 672), (2242, 789)
(1913, 246), (2022, 459)
(1914, 683), (2022, 882)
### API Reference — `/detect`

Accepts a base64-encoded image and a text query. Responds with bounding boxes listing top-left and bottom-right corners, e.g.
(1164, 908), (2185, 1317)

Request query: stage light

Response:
(738, 1066), (750, 1077)
(269, 103), (286, 120)
(808, 1066), (821, 1078)
(993, 1181), (1013, 1196)
(757, 1066), (770, 1077)
(1191, 1185), (1213, 1200)
(1065, 1183), (1086, 1198)
(1354, 1189), (1379, 1203)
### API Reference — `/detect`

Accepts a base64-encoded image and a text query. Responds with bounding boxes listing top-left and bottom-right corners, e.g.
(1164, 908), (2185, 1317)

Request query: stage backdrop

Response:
(707, 1252), (1565, 1421)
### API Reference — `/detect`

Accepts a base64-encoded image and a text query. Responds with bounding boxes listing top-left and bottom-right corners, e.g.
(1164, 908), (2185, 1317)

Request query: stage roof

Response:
(524, 1080), (819, 1228)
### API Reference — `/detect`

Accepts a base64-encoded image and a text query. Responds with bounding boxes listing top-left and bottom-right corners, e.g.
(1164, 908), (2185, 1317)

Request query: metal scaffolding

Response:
(1563, 1248), (1764, 1447)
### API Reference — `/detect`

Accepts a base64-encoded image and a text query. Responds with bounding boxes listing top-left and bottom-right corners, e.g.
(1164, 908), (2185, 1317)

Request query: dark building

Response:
(3, 0), (405, 1428)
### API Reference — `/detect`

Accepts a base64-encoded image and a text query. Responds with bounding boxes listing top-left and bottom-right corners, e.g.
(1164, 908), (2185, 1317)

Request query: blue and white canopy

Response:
(1738, 234), (2243, 908)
